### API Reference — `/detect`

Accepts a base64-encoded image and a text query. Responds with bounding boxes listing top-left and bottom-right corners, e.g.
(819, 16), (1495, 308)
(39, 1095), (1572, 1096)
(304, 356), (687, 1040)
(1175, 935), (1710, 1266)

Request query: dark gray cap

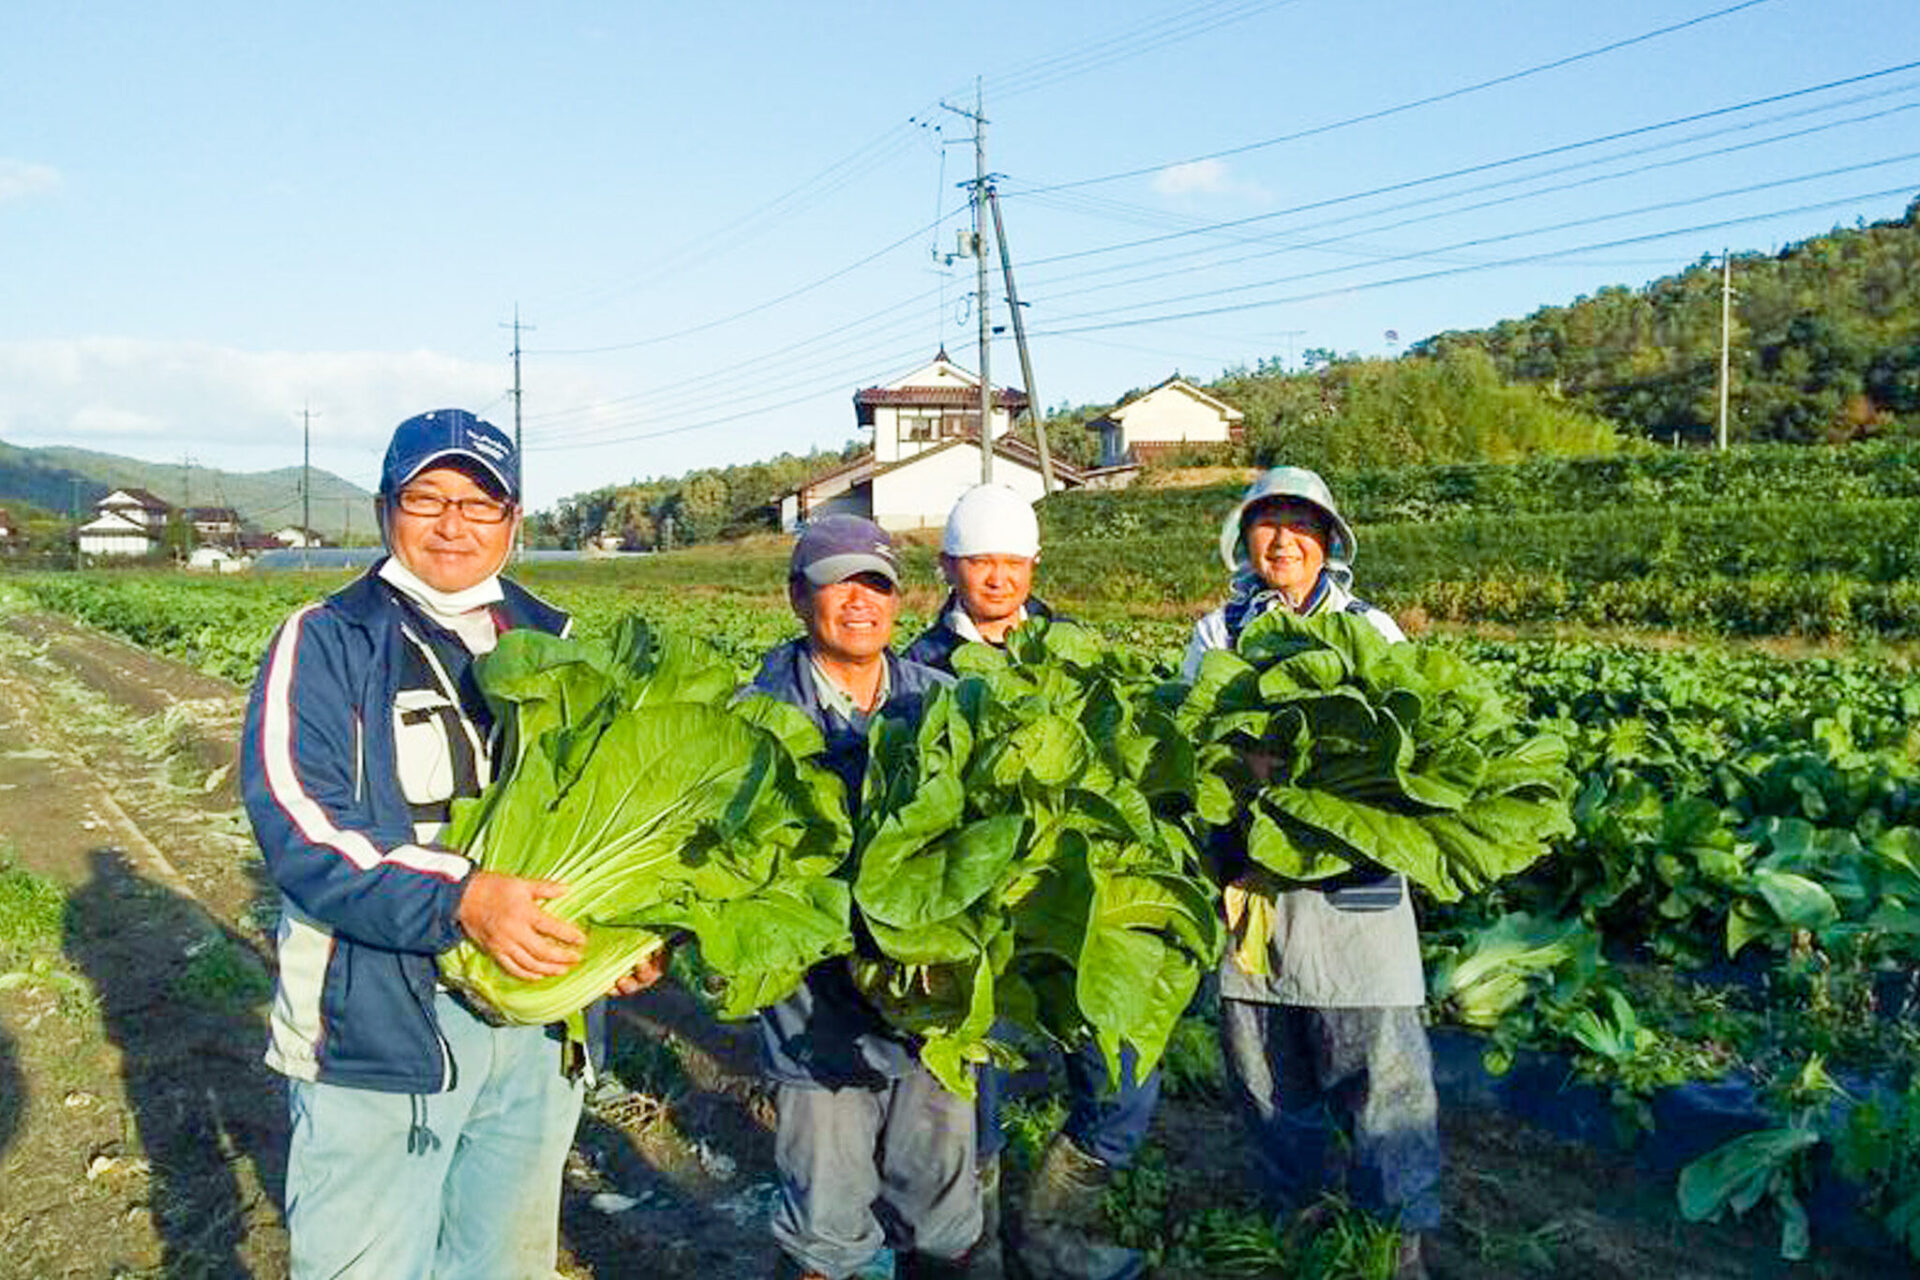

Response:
(790, 514), (901, 588)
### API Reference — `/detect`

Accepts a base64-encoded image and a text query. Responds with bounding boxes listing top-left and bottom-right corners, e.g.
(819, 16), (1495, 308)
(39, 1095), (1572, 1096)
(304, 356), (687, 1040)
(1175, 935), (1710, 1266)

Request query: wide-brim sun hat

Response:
(1217, 465), (1357, 573)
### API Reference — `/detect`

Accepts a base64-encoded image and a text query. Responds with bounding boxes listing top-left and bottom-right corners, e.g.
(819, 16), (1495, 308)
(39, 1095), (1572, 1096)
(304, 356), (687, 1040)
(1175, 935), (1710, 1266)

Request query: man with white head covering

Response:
(907, 485), (1157, 1280)
(1182, 466), (1440, 1280)
(241, 409), (664, 1278)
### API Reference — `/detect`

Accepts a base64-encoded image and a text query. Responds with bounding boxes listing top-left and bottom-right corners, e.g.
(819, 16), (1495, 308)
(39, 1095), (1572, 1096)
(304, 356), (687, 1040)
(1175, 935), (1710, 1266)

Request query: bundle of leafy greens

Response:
(848, 619), (1222, 1097)
(1177, 608), (1575, 909)
(438, 617), (854, 1026)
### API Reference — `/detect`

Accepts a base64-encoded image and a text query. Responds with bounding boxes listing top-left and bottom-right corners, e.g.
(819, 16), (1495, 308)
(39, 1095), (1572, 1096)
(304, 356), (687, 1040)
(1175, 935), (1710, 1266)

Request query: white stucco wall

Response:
(870, 445), (1046, 532)
(1114, 383), (1240, 445)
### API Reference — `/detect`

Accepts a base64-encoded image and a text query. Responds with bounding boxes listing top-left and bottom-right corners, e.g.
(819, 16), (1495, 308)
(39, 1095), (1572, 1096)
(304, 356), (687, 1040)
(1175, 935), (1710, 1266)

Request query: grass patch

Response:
(999, 1093), (1069, 1172)
(170, 933), (272, 1012)
(604, 1028), (692, 1107)
(1159, 1010), (1225, 1100)
(0, 854), (68, 964)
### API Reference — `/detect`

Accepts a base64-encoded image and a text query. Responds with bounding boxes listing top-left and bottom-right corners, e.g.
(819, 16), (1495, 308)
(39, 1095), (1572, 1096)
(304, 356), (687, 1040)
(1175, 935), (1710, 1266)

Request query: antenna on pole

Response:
(502, 305), (534, 558)
(985, 183), (1053, 494)
(943, 82), (993, 484)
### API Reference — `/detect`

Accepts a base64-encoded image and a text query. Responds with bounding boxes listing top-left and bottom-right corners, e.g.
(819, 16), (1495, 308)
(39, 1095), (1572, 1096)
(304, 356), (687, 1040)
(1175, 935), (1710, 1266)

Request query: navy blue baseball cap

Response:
(380, 409), (519, 503)
(790, 514), (900, 588)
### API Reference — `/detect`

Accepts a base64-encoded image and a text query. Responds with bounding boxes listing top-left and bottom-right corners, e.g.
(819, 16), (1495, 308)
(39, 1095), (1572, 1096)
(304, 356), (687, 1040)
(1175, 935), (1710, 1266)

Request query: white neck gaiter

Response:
(378, 556), (505, 655)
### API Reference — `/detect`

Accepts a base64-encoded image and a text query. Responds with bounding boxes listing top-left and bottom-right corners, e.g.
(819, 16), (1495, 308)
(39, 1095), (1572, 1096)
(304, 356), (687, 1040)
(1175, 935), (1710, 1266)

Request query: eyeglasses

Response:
(392, 490), (515, 524)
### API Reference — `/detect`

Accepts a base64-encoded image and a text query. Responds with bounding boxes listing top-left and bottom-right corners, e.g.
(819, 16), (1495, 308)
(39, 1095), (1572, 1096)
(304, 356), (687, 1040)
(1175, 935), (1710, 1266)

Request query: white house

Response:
(78, 488), (171, 557)
(1086, 376), (1244, 467)
(777, 351), (1119, 533)
(0, 506), (16, 546)
(187, 545), (245, 573)
(272, 526), (324, 549)
(186, 506), (242, 542)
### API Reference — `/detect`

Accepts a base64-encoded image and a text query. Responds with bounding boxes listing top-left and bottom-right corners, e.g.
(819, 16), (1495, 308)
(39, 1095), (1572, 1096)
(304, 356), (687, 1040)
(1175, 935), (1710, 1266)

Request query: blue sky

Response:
(4, 1), (1918, 510)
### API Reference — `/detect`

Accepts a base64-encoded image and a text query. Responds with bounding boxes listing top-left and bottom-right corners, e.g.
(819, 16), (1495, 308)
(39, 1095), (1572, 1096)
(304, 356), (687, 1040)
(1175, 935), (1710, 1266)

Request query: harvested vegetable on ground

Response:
(1178, 607), (1576, 903)
(438, 617), (854, 1025)
(849, 618), (1222, 1097)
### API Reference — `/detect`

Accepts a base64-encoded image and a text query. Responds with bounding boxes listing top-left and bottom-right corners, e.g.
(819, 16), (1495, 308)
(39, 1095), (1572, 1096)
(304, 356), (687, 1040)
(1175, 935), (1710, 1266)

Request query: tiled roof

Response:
(102, 487), (171, 512)
(853, 386), (1029, 409)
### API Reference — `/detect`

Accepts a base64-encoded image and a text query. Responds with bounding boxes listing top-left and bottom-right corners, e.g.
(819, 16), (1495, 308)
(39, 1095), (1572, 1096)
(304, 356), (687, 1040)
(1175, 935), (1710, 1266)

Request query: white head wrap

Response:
(942, 484), (1040, 559)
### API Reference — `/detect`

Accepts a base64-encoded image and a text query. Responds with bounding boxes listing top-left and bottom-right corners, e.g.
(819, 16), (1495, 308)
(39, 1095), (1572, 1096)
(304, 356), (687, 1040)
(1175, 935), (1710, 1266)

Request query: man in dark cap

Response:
(241, 409), (663, 1278)
(748, 514), (987, 1280)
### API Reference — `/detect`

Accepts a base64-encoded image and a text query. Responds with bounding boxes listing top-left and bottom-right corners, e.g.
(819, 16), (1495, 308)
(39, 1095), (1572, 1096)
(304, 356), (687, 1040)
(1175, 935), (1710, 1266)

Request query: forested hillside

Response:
(1415, 197), (1920, 444)
(0, 438), (373, 542)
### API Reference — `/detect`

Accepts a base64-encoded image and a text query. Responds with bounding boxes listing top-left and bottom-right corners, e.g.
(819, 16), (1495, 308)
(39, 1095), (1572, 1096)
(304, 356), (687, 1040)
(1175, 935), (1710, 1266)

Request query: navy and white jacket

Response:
(241, 563), (569, 1092)
(747, 639), (951, 1088)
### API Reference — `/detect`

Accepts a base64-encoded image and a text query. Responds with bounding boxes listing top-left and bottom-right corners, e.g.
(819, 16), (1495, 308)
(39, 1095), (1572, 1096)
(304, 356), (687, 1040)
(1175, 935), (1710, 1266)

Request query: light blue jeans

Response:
(284, 993), (584, 1279)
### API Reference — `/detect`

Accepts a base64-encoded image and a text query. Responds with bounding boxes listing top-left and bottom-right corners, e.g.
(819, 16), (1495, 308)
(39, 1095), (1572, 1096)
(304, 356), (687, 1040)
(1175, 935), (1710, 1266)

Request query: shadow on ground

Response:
(65, 847), (288, 1279)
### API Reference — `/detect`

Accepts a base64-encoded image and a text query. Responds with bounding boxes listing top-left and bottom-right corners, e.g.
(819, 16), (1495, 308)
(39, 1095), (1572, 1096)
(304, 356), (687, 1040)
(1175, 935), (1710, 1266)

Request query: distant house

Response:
(1086, 376), (1245, 467)
(186, 506), (242, 542)
(0, 506), (16, 547)
(776, 351), (1118, 533)
(186, 545), (245, 573)
(271, 526), (325, 549)
(78, 488), (171, 557)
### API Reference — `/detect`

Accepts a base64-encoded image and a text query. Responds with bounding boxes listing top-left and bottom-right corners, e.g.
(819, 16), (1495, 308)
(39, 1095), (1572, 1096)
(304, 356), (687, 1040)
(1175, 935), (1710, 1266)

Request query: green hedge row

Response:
(1033, 497), (1920, 606)
(1038, 440), (1920, 537)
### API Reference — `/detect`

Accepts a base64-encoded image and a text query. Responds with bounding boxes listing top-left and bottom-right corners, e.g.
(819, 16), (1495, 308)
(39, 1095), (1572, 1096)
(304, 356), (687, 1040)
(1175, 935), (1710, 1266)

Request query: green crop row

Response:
(1038, 438), (1920, 536)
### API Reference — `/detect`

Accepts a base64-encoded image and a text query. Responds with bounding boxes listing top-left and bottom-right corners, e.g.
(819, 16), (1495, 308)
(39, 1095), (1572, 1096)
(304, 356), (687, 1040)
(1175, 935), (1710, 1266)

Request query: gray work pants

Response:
(1219, 999), (1442, 1232)
(772, 1066), (982, 1278)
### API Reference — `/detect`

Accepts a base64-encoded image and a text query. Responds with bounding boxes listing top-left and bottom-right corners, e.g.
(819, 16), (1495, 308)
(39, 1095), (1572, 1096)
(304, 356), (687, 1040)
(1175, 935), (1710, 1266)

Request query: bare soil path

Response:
(0, 601), (1901, 1279)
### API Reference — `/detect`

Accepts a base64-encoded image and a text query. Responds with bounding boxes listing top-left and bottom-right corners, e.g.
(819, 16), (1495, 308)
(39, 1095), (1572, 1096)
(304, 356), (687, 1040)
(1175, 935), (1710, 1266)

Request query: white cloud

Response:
(1154, 159), (1233, 196)
(1151, 158), (1269, 204)
(0, 338), (552, 494)
(0, 159), (61, 205)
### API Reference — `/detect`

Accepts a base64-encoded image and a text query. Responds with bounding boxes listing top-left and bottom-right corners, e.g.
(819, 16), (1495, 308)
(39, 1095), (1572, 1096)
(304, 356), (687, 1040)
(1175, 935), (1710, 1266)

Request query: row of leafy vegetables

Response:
(431, 608), (1920, 1263)
(437, 610), (1576, 1102)
(1425, 641), (1920, 1261)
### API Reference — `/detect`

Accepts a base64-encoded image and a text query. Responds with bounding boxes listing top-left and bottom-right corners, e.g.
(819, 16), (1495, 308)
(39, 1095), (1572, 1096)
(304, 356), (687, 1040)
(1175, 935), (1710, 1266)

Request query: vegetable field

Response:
(7, 454), (1920, 1271)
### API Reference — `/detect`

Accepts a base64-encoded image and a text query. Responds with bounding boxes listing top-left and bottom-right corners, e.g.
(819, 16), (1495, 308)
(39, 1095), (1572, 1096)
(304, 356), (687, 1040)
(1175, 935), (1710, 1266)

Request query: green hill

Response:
(1415, 197), (1920, 445)
(0, 439), (375, 543)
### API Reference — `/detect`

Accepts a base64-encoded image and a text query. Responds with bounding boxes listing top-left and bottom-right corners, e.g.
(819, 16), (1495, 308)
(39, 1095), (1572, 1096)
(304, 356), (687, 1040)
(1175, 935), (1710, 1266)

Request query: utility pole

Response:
(343, 496), (352, 548)
(945, 84), (993, 484)
(1717, 249), (1732, 452)
(181, 453), (194, 557)
(986, 183), (1053, 493)
(502, 305), (533, 559)
(301, 405), (316, 571)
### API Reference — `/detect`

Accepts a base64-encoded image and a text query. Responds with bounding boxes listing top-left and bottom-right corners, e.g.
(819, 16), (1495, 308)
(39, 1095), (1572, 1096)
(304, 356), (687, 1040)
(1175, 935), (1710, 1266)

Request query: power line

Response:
(1018, 0), (1787, 196)
(1010, 102), (1920, 310)
(1026, 155), (1920, 329)
(1028, 182), (1920, 337)
(1007, 62), (1920, 268)
(524, 184), (1916, 456)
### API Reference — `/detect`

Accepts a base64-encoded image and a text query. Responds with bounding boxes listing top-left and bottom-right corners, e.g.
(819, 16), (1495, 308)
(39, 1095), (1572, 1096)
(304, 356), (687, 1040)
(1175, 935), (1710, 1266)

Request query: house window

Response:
(942, 411), (980, 439)
(901, 412), (936, 442)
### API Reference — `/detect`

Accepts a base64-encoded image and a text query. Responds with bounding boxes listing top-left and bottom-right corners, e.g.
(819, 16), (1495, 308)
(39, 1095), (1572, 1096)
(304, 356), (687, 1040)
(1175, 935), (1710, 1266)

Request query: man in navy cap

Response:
(241, 409), (664, 1278)
(747, 514), (987, 1280)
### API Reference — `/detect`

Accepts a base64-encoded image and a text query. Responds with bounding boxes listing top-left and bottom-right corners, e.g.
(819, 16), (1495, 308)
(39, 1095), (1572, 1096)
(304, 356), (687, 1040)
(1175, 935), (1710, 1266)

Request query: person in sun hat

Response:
(748, 512), (987, 1280)
(1181, 465), (1441, 1280)
(240, 408), (665, 1279)
(906, 483), (1154, 1280)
